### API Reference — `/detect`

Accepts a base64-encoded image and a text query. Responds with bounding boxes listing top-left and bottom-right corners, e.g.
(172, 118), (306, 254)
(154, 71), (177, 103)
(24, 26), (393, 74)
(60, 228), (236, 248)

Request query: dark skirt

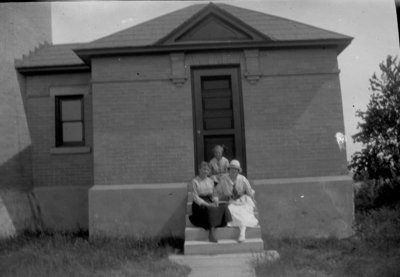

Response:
(189, 195), (232, 230)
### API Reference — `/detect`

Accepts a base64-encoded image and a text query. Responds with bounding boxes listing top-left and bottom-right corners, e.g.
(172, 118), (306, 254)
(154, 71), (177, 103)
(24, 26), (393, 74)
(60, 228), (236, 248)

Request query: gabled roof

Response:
(78, 3), (350, 50)
(217, 4), (350, 41)
(16, 3), (352, 72)
(78, 4), (208, 50)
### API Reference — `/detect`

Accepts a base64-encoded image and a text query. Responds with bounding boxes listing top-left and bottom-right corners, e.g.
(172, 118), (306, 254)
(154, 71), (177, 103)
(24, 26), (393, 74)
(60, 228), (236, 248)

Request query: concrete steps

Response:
(184, 191), (264, 255)
(184, 238), (264, 255)
(185, 226), (261, 241)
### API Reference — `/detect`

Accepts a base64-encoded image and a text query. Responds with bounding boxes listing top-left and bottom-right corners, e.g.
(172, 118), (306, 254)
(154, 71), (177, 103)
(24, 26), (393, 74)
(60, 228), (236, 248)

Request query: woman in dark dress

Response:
(189, 161), (232, 243)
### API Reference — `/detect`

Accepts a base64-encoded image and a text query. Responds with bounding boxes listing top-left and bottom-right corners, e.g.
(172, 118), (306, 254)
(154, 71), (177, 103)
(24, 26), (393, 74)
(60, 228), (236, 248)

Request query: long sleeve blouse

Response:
(191, 176), (218, 206)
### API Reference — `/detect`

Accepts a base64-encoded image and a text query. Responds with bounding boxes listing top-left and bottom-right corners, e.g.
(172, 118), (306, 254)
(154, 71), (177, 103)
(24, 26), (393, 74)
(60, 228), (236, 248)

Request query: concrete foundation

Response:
(34, 186), (89, 231)
(254, 175), (354, 238)
(89, 183), (187, 238)
(88, 176), (354, 239)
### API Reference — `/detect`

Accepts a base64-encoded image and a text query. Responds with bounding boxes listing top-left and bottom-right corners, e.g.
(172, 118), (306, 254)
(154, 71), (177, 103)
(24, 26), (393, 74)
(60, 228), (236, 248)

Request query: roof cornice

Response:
(74, 38), (352, 64)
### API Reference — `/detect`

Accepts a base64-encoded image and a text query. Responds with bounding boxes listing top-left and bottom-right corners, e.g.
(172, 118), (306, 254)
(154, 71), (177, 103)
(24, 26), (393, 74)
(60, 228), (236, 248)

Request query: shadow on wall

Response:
(159, 195), (187, 238)
(0, 145), (43, 237)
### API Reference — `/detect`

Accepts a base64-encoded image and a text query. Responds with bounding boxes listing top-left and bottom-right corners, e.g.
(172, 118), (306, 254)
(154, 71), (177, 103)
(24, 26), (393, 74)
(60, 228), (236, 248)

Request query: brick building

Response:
(16, 3), (354, 238)
(0, 3), (51, 237)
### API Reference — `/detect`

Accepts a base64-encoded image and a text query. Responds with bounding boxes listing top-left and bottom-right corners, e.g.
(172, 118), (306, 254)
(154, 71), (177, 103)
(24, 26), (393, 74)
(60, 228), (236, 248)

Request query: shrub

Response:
(355, 179), (400, 211)
(349, 55), (400, 209)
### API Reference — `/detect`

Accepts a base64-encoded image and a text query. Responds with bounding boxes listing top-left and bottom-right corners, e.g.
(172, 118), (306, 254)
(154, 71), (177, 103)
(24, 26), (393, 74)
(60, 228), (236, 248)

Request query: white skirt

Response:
(227, 195), (259, 228)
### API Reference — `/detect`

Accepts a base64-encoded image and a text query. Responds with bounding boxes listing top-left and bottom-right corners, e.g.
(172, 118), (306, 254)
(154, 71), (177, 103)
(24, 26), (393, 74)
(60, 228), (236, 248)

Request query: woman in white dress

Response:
(216, 160), (259, 242)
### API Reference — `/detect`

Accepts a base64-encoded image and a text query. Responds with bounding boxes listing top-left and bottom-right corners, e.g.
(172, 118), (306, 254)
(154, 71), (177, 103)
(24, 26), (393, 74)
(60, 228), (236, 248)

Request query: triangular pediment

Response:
(157, 4), (271, 45)
(176, 15), (252, 42)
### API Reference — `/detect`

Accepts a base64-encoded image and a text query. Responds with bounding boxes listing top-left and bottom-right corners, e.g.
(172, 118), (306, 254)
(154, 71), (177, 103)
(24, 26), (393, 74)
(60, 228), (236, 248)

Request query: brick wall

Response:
(90, 47), (347, 186)
(25, 73), (93, 188)
(92, 55), (194, 184)
(244, 48), (347, 179)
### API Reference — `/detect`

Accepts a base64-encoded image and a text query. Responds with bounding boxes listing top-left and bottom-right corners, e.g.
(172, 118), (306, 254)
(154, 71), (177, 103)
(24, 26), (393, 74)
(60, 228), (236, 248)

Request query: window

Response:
(55, 95), (84, 147)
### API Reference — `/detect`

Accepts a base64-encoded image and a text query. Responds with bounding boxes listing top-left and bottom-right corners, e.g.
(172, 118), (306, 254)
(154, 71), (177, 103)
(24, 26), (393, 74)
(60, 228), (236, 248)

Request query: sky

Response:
(51, 0), (400, 161)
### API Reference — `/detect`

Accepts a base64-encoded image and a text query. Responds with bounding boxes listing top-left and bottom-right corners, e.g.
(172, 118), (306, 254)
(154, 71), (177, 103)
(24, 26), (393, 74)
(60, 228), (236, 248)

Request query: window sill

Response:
(50, 146), (91, 155)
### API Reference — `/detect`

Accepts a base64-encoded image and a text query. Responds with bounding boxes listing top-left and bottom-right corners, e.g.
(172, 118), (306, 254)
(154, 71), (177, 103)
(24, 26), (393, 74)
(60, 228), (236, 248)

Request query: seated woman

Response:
(189, 161), (232, 243)
(209, 145), (230, 184)
(217, 160), (259, 243)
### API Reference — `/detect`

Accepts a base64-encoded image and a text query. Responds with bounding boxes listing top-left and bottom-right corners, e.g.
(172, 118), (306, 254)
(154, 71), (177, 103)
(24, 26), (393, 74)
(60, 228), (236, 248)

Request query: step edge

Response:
(185, 226), (261, 231)
(184, 238), (264, 245)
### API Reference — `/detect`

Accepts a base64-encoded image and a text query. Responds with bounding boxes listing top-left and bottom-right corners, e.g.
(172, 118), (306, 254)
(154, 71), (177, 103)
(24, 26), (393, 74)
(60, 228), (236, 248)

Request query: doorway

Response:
(192, 66), (246, 174)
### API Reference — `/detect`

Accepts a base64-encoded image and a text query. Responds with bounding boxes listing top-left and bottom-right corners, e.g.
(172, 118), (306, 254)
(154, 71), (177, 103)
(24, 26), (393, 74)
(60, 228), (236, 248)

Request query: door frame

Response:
(191, 65), (246, 175)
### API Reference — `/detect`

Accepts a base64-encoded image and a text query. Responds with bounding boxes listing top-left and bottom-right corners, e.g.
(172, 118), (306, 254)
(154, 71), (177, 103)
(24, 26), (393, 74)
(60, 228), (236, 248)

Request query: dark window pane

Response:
(202, 89), (231, 98)
(203, 110), (232, 118)
(61, 99), (82, 121)
(203, 78), (230, 90)
(203, 97), (231, 110)
(204, 118), (232, 130)
(62, 122), (83, 142)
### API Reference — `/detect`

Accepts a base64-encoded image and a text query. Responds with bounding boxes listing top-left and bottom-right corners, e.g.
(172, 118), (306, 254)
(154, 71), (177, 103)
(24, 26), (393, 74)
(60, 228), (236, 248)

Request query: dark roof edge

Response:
(16, 64), (90, 75)
(15, 38), (352, 73)
(74, 38), (352, 63)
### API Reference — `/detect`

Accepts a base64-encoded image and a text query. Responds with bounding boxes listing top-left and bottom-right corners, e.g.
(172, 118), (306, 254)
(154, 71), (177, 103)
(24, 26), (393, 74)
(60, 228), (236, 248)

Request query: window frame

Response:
(55, 95), (85, 147)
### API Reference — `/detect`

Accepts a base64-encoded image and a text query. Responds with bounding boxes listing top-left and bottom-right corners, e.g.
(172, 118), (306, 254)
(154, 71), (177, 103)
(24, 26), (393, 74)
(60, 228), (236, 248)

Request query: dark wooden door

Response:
(192, 67), (246, 174)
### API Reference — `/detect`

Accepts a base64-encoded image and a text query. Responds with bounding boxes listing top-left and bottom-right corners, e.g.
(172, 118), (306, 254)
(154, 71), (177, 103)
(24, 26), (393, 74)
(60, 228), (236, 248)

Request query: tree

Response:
(349, 55), (400, 208)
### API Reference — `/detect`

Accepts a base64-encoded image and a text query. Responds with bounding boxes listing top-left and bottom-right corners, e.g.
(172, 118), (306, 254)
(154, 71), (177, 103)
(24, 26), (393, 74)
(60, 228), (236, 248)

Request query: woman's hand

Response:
(204, 201), (218, 208)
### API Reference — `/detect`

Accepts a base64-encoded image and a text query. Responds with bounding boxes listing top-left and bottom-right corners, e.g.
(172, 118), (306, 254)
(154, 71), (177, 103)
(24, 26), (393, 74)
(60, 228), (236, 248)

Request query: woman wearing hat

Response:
(189, 161), (232, 243)
(217, 160), (259, 242)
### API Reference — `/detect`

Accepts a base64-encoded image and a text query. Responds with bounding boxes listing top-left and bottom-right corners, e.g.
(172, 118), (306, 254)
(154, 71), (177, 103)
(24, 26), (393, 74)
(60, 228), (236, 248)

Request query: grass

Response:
(0, 232), (190, 277)
(1, 208), (399, 277)
(255, 207), (400, 277)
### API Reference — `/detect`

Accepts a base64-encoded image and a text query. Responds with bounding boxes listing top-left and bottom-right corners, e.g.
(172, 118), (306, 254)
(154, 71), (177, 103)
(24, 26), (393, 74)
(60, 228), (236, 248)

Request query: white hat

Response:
(228, 160), (242, 172)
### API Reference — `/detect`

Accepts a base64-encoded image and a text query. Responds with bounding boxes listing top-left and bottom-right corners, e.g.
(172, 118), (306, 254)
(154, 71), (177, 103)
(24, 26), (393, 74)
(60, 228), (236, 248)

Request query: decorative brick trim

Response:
(49, 85), (90, 98)
(252, 175), (352, 186)
(50, 146), (91, 155)
(244, 49), (262, 84)
(260, 70), (341, 78)
(34, 186), (90, 192)
(90, 183), (187, 190)
(169, 52), (187, 87)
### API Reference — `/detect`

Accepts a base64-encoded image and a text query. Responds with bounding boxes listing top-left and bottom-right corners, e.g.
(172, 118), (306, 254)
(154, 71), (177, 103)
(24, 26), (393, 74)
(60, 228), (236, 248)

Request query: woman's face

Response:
(229, 168), (239, 178)
(199, 165), (210, 178)
(213, 148), (223, 160)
